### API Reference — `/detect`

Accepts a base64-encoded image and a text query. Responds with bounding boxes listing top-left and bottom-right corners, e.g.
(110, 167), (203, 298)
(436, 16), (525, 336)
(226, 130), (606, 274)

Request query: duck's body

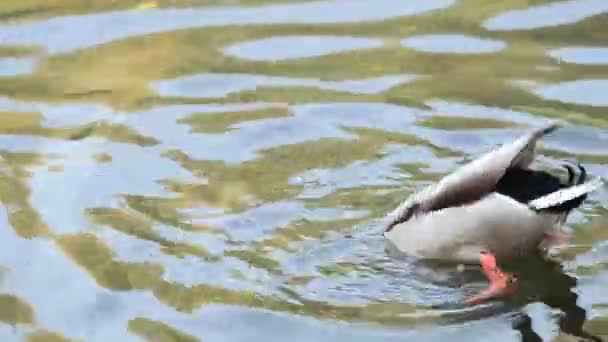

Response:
(384, 123), (604, 304)
(385, 191), (554, 263)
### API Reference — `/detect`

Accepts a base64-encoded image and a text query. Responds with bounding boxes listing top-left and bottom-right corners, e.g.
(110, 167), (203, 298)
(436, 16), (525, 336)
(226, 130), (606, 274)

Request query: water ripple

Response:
(0, 0), (455, 54)
(222, 35), (385, 61)
(401, 34), (507, 54)
(0, 57), (36, 76)
(124, 102), (422, 163)
(0, 0), (607, 340)
(548, 46), (608, 65)
(484, 0), (608, 31)
(534, 79), (608, 107)
(153, 73), (420, 98)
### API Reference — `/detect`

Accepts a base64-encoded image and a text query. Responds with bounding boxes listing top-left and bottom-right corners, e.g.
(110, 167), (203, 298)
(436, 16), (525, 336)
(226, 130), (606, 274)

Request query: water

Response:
(0, 0), (606, 341)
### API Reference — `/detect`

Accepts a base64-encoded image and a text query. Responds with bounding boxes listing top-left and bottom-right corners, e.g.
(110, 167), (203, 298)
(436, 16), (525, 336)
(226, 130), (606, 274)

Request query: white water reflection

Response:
(24, 138), (198, 235)
(401, 34), (506, 54)
(152, 73), (420, 98)
(0, 57), (36, 77)
(0, 0), (455, 54)
(484, 0), (608, 31)
(0, 205), (144, 342)
(577, 271), (608, 307)
(222, 35), (384, 61)
(534, 79), (608, 107)
(548, 47), (608, 65)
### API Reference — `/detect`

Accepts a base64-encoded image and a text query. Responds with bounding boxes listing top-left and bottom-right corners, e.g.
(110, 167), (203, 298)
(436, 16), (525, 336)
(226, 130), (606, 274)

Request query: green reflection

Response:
(540, 148), (608, 164)
(177, 106), (292, 134)
(253, 217), (365, 252)
(225, 249), (281, 274)
(583, 316), (608, 341)
(129, 317), (199, 342)
(26, 330), (80, 342)
(86, 207), (213, 259)
(418, 115), (522, 130)
(0, 112), (157, 146)
(56, 233), (164, 290)
(57, 232), (428, 324)
(166, 128), (455, 210)
(0, 293), (34, 325)
(93, 152), (112, 163)
(0, 0), (606, 338)
(514, 12), (608, 46)
(124, 194), (223, 234)
(0, 151), (49, 238)
(514, 105), (608, 130)
(0, 0), (597, 112)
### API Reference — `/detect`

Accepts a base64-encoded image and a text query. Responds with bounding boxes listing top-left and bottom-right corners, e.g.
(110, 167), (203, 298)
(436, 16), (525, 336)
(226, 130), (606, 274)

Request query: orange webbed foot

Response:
(465, 251), (517, 305)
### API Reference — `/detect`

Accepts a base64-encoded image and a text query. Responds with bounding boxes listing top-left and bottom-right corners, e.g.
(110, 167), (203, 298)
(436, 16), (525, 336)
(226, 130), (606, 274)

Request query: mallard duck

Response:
(384, 123), (604, 304)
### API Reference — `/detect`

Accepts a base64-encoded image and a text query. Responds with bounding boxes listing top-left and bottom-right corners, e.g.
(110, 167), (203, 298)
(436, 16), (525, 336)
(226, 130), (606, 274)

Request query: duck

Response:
(383, 123), (605, 304)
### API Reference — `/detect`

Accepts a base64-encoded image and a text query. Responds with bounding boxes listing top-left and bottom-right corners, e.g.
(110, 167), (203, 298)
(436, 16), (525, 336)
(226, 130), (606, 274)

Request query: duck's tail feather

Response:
(561, 160), (586, 186)
(577, 163), (587, 185)
(562, 164), (576, 186)
(528, 177), (604, 212)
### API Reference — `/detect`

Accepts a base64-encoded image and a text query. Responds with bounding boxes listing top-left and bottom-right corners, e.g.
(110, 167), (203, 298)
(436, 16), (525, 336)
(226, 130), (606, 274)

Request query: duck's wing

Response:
(386, 123), (559, 231)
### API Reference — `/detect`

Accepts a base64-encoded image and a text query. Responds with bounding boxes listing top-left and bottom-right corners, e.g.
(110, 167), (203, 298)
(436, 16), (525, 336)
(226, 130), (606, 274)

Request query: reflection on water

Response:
(0, 0), (607, 341)
(535, 79), (608, 107)
(222, 35), (385, 61)
(549, 47), (608, 65)
(484, 0), (608, 31)
(153, 73), (419, 98)
(401, 34), (506, 54)
(0, 0), (455, 53)
(508, 254), (603, 342)
(0, 57), (36, 77)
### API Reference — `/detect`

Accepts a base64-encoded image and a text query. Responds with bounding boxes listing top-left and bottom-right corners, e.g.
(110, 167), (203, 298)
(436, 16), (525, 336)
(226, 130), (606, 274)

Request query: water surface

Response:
(549, 47), (608, 65)
(0, 1), (607, 342)
(484, 0), (608, 31)
(153, 73), (418, 98)
(401, 34), (506, 54)
(222, 36), (385, 61)
(535, 79), (608, 107)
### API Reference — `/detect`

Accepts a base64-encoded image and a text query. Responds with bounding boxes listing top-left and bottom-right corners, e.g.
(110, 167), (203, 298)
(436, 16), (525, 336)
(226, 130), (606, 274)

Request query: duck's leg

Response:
(465, 251), (517, 305)
(543, 230), (570, 246)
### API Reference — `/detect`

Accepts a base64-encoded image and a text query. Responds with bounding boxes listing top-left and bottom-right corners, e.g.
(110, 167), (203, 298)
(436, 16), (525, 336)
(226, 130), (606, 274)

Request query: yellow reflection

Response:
(26, 330), (81, 342)
(418, 116), (523, 130)
(86, 207), (212, 258)
(0, 151), (50, 238)
(128, 317), (199, 342)
(0, 293), (34, 325)
(56, 233), (164, 290)
(178, 106), (291, 134)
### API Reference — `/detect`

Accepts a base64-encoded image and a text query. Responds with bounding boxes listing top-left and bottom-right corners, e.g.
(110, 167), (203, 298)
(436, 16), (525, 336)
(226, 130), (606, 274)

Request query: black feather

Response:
(494, 166), (587, 213)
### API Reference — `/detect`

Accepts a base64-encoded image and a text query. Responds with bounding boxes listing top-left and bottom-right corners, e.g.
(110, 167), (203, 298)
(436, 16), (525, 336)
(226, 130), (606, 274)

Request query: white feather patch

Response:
(528, 177), (605, 210)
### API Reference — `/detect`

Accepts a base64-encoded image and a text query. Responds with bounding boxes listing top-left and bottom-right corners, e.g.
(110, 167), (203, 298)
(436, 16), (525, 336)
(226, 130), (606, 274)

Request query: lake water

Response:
(0, 0), (607, 341)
